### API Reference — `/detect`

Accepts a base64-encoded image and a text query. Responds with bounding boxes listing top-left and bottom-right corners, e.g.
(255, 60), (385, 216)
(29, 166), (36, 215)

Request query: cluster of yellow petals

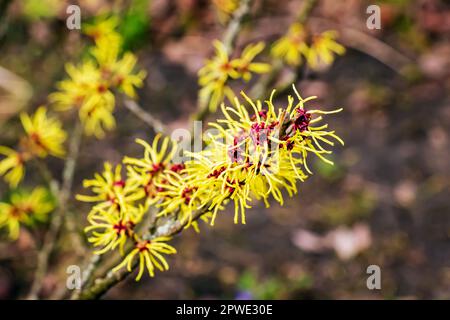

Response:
(79, 86), (343, 280)
(49, 17), (146, 138)
(271, 23), (345, 69)
(0, 107), (66, 187)
(0, 187), (54, 239)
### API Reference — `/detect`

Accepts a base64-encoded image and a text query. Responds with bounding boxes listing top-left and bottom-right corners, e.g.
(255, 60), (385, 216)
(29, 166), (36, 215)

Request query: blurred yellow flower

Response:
(232, 42), (271, 81)
(0, 147), (27, 188)
(0, 187), (54, 240)
(199, 40), (239, 86)
(0, 107), (66, 187)
(155, 170), (203, 226)
(271, 23), (309, 66)
(49, 62), (101, 111)
(110, 52), (147, 98)
(78, 92), (116, 139)
(123, 135), (177, 204)
(84, 16), (122, 45)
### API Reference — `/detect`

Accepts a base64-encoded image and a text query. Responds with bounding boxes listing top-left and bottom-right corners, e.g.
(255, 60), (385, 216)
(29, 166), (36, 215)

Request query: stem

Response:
(222, 0), (252, 53)
(26, 122), (83, 300)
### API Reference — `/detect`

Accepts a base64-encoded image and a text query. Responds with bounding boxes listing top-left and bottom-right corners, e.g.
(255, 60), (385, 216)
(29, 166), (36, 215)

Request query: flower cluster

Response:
(0, 107), (66, 187)
(213, 0), (239, 23)
(199, 40), (271, 112)
(0, 187), (54, 239)
(271, 23), (345, 69)
(49, 17), (146, 138)
(79, 86), (343, 280)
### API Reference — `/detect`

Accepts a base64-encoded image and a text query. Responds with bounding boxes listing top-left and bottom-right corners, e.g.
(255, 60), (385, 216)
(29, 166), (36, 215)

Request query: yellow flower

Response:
(198, 40), (270, 112)
(183, 86), (343, 225)
(199, 80), (236, 113)
(85, 206), (143, 255)
(199, 40), (239, 87)
(83, 16), (122, 45)
(232, 42), (271, 81)
(0, 147), (28, 188)
(281, 85), (345, 173)
(0, 187), (54, 239)
(0, 106), (62, 187)
(110, 52), (146, 98)
(113, 236), (176, 281)
(213, 0), (239, 23)
(49, 62), (117, 138)
(272, 24), (345, 69)
(76, 162), (145, 217)
(123, 135), (178, 204)
(155, 170), (204, 226)
(90, 33), (122, 68)
(50, 19), (146, 139)
(78, 92), (116, 139)
(80, 86), (344, 281)
(306, 31), (346, 70)
(20, 106), (67, 158)
(271, 23), (309, 66)
(49, 62), (102, 111)
(91, 37), (146, 99)
(183, 145), (251, 225)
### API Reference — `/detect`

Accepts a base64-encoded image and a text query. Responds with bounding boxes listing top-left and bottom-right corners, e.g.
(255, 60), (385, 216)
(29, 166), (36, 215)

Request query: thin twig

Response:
(122, 97), (166, 134)
(33, 159), (85, 257)
(26, 121), (83, 300)
(222, 0), (252, 52)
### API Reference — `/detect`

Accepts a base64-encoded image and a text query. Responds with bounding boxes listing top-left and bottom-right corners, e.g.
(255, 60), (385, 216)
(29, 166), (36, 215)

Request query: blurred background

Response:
(0, 0), (449, 299)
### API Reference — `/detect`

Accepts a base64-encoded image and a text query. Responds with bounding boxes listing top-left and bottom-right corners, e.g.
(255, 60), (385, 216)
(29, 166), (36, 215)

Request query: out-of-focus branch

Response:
(0, 0), (13, 41)
(222, 0), (252, 52)
(26, 121), (83, 300)
(122, 97), (166, 134)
